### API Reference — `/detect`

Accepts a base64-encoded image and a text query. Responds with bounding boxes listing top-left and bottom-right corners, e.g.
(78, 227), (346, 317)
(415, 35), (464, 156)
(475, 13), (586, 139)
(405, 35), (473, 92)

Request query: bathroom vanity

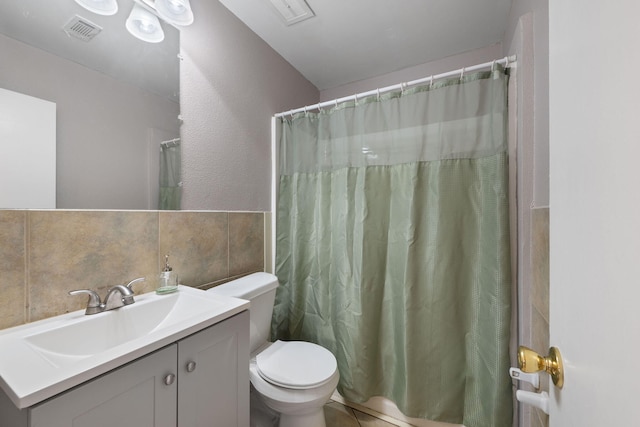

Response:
(0, 286), (250, 427)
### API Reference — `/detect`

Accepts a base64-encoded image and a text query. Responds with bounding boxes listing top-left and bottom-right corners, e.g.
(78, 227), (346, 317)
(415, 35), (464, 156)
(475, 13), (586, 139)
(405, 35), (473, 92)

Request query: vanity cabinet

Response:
(31, 344), (177, 427)
(3, 311), (249, 427)
(178, 314), (249, 427)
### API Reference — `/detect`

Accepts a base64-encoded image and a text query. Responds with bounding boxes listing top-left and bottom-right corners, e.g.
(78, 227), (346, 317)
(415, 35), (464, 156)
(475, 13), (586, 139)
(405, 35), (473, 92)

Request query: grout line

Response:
(24, 211), (30, 324)
(330, 396), (410, 427)
(157, 211), (162, 275)
(226, 212), (230, 278)
(330, 395), (464, 427)
(347, 404), (362, 427)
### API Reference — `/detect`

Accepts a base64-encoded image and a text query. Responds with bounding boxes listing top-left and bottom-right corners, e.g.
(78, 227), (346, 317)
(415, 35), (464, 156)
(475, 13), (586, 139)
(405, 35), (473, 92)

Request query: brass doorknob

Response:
(518, 346), (564, 389)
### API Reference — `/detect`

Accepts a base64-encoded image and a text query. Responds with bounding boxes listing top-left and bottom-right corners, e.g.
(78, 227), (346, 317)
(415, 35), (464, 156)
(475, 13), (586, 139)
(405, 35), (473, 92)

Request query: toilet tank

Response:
(207, 272), (279, 354)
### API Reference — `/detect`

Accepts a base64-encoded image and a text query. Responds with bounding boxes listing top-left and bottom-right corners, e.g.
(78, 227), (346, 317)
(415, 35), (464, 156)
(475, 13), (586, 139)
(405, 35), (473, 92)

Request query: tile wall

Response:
(528, 207), (550, 427)
(0, 210), (265, 330)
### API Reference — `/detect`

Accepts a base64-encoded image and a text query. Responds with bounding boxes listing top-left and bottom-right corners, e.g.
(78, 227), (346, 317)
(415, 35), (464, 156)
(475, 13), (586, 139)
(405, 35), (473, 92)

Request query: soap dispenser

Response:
(157, 255), (178, 294)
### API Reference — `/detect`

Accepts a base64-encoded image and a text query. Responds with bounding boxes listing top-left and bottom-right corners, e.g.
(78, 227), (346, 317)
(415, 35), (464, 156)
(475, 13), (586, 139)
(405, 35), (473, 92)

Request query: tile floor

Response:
(324, 400), (400, 426)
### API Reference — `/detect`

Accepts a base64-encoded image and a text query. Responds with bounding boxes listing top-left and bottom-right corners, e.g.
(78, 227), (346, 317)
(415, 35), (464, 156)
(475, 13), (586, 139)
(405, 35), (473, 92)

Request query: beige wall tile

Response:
(529, 207), (549, 427)
(264, 211), (273, 274)
(531, 208), (550, 322)
(229, 212), (264, 277)
(159, 211), (228, 288)
(531, 306), (550, 390)
(28, 211), (158, 321)
(0, 211), (27, 329)
(0, 209), (265, 329)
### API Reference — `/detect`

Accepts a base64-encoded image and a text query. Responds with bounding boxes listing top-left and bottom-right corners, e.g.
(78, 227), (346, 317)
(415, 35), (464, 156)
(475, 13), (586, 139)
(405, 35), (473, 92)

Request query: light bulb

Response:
(155, 0), (194, 26)
(126, 4), (165, 43)
(74, 0), (118, 16)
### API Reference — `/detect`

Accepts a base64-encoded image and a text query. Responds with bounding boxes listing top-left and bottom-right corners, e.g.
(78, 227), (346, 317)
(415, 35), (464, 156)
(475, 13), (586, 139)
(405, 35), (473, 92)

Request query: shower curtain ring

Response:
(505, 56), (510, 68)
(460, 67), (465, 81)
(429, 76), (434, 88)
(491, 60), (496, 72)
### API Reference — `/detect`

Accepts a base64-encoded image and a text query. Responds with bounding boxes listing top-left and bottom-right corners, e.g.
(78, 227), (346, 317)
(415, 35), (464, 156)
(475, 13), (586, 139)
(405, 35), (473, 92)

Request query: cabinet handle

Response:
(186, 361), (197, 373)
(164, 373), (176, 386)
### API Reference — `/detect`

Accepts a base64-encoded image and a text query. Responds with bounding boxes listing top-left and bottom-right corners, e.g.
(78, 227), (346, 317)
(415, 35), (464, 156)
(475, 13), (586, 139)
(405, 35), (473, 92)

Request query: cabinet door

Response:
(178, 311), (249, 427)
(30, 345), (178, 427)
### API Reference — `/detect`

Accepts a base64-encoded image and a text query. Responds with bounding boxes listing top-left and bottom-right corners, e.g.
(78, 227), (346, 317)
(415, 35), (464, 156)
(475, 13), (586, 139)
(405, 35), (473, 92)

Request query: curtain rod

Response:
(161, 137), (181, 144)
(275, 55), (517, 118)
(160, 137), (181, 149)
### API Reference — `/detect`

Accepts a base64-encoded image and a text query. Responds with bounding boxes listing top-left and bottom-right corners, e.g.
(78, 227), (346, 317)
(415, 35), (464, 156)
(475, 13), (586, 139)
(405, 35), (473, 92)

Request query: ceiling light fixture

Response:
(126, 3), (165, 43)
(74, 0), (119, 16)
(154, 0), (194, 26)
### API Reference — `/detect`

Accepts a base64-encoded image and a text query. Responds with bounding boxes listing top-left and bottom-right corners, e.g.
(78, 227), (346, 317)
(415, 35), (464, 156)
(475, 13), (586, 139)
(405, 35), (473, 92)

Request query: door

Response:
(0, 88), (56, 208)
(548, 1), (640, 424)
(177, 311), (250, 427)
(30, 345), (177, 427)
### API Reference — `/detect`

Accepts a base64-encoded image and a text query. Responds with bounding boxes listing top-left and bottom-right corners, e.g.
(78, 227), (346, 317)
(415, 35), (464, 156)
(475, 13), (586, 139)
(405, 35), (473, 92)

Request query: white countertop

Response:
(0, 285), (249, 409)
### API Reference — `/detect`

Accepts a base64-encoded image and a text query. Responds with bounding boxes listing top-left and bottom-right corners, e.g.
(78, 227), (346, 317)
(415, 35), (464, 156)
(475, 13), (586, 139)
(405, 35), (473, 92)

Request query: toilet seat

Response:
(256, 340), (337, 390)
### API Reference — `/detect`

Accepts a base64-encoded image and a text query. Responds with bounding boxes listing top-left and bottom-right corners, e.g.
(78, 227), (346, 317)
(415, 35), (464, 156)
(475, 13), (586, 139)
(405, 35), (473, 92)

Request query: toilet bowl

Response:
(250, 341), (339, 427)
(207, 273), (339, 427)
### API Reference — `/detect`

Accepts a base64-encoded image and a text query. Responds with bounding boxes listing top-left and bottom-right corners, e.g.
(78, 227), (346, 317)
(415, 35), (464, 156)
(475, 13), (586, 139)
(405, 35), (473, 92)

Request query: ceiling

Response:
(0, 0), (514, 97)
(0, 0), (179, 101)
(219, 0), (514, 91)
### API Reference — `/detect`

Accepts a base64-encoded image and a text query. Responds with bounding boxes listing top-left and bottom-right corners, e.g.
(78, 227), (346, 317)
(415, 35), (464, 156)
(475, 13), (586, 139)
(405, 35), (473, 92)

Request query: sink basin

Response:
(24, 290), (219, 364)
(0, 285), (249, 409)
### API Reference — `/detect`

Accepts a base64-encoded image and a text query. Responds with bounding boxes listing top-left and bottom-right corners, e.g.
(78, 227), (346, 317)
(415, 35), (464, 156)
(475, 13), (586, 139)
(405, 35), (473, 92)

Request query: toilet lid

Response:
(256, 340), (337, 389)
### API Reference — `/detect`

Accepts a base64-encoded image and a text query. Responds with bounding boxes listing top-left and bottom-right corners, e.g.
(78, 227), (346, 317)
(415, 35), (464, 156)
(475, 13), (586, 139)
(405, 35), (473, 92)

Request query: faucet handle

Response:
(69, 289), (103, 315)
(125, 277), (145, 293)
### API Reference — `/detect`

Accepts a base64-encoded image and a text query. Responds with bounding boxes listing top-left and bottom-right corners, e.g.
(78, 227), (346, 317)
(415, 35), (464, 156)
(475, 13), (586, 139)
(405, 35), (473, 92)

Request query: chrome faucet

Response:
(69, 278), (145, 315)
(68, 289), (103, 315)
(104, 284), (135, 310)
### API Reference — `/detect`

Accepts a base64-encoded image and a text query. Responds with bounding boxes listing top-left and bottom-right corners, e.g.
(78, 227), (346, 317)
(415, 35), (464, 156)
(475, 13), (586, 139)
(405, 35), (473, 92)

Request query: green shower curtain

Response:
(272, 68), (512, 427)
(158, 139), (182, 210)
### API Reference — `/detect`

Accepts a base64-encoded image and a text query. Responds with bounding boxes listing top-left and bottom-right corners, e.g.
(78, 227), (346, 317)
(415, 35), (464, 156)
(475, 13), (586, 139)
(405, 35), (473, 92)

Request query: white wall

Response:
(179, 0), (319, 212)
(319, 44), (503, 101)
(0, 34), (180, 210)
(506, 0), (549, 207)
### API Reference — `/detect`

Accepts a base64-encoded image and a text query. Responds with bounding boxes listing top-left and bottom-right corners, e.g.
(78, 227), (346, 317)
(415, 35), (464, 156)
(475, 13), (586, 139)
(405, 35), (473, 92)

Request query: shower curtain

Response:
(272, 67), (512, 427)
(158, 139), (182, 210)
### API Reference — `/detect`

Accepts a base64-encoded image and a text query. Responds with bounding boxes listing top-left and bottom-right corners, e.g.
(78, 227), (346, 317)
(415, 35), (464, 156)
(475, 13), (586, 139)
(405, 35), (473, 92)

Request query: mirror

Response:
(0, 0), (180, 210)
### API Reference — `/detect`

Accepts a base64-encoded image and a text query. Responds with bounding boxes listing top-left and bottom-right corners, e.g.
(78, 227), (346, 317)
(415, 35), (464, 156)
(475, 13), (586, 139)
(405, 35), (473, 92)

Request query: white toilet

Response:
(208, 272), (339, 427)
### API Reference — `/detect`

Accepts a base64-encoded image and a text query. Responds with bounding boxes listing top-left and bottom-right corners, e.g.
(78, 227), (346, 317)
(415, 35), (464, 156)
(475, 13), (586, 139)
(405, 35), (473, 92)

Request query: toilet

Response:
(207, 272), (339, 427)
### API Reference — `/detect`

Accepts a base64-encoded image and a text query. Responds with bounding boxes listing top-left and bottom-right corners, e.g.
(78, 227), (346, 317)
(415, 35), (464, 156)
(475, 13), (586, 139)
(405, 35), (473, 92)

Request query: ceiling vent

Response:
(269, 0), (315, 26)
(63, 15), (103, 42)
